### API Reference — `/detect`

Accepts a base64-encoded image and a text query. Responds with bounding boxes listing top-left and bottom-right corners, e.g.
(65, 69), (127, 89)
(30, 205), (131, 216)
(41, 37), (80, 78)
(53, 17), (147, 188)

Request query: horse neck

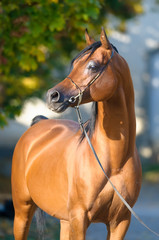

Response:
(92, 76), (136, 169)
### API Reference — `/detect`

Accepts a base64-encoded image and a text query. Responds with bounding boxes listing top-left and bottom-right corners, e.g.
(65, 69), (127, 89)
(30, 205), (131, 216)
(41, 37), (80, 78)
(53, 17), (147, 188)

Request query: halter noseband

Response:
(67, 49), (114, 106)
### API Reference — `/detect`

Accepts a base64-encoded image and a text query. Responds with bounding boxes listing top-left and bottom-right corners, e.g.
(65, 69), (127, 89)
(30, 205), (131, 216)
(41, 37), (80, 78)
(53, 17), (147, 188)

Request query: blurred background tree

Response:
(0, 0), (143, 127)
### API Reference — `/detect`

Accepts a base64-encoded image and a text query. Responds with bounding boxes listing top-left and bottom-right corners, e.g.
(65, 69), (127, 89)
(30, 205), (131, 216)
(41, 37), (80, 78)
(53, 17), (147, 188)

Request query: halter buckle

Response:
(69, 96), (76, 103)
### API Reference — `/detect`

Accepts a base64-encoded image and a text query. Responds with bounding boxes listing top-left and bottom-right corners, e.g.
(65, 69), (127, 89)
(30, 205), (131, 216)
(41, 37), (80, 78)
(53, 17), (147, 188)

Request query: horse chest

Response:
(87, 166), (138, 224)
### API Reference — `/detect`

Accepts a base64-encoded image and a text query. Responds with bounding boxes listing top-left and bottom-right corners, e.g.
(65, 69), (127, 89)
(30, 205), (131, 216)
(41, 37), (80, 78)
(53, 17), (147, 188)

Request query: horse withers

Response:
(11, 29), (142, 240)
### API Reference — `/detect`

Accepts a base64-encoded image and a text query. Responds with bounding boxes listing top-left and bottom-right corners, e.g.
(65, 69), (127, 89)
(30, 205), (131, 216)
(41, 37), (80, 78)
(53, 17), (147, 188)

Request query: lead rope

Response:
(75, 105), (159, 238)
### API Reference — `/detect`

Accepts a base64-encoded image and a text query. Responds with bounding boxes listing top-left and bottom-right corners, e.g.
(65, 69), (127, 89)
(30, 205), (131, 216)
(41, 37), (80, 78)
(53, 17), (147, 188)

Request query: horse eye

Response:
(87, 61), (99, 72)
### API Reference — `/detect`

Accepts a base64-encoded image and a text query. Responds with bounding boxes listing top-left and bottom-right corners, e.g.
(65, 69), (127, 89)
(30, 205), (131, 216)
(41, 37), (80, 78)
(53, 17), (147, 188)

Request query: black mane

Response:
(80, 102), (98, 142)
(70, 41), (102, 70)
(71, 41), (118, 69)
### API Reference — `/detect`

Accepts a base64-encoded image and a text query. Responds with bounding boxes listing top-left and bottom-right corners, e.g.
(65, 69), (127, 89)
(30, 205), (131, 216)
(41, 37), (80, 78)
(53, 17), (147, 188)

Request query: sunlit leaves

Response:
(19, 55), (38, 71)
(0, 0), (143, 126)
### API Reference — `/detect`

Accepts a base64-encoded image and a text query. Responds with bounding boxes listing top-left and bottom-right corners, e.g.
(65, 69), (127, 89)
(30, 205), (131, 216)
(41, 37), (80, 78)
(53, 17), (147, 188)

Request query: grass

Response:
(142, 162), (159, 182)
(0, 216), (60, 240)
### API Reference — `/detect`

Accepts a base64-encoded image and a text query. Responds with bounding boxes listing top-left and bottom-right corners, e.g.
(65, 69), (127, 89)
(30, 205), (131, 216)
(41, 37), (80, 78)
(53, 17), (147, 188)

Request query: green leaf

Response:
(0, 113), (8, 128)
(49, 16), (65, 31)
(19, 55), (38, 71)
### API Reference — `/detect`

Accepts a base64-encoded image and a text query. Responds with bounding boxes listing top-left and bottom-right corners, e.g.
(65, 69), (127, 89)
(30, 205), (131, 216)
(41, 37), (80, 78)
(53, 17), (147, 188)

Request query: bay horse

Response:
(11, 28), (142, 240)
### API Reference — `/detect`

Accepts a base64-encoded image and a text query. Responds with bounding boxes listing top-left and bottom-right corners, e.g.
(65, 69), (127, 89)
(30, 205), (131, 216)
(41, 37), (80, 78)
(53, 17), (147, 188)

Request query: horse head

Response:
(47, 28), (118, 113)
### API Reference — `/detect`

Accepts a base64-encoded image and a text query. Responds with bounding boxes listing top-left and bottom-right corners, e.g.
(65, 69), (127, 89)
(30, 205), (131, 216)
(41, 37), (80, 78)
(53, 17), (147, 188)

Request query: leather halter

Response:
(67, 49), (114, 106)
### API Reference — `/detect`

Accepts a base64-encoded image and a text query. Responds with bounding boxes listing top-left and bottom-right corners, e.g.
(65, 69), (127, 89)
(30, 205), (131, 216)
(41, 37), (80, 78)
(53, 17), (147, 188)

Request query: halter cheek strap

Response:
(66, 77), (83, 106)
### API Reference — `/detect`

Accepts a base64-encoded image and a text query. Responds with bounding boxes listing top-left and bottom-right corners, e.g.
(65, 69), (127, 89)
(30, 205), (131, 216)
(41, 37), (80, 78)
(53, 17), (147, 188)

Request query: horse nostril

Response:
(50, 90), (60, 103)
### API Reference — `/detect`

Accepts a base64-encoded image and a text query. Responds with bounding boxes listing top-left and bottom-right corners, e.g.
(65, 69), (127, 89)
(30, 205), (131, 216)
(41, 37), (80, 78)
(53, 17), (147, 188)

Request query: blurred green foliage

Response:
(0, 0), (143, 127)
(0, 216), (60, 240)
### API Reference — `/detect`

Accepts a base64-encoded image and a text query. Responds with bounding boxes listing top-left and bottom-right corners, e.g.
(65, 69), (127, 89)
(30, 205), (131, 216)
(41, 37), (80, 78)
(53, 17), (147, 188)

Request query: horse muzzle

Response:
(47, 89), (72, 113)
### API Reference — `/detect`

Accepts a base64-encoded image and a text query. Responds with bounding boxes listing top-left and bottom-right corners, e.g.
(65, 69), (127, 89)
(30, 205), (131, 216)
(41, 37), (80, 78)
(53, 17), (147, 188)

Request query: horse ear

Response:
(100, 27), (111, 49)
(85, 29), (95, 45)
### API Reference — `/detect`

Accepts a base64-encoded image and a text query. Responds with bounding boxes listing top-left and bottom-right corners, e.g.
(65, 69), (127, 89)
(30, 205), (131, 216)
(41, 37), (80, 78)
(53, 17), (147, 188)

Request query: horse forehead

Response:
(92, 47), (107, 59)
(74, 46), (108, 67)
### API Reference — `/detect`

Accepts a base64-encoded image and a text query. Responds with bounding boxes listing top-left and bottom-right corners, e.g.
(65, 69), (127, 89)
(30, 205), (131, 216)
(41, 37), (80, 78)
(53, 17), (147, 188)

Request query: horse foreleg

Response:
(106, 214), (131, 240)
(69, 209), (89, 240)
(13, 200), (36, 240)
(60, 220), (70, 240)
